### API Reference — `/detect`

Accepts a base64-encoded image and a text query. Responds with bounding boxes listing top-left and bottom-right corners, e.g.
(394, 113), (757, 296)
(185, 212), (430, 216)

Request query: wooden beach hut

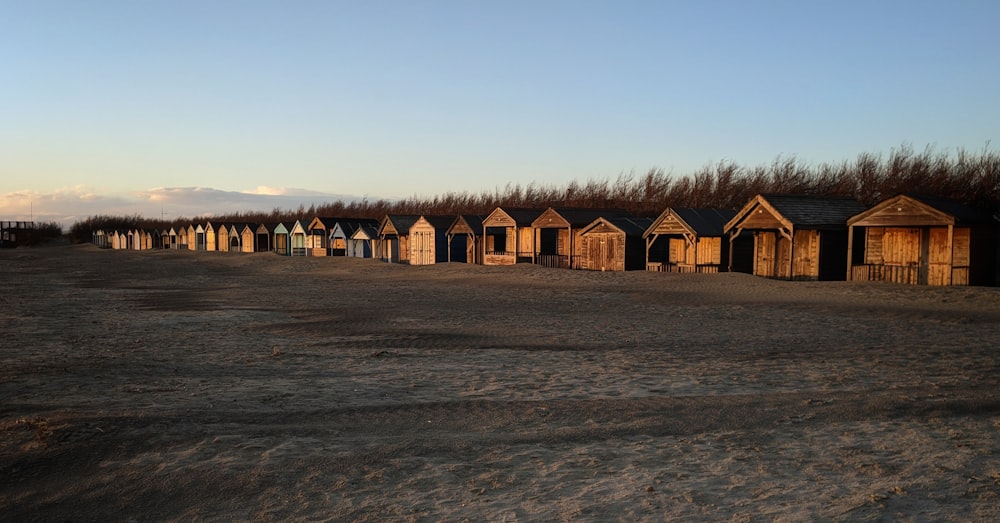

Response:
(289, 220), (309, 256)
(255, 223), (275, 253)
(204, 222), (220, 251)
(185, 225), (197, 251)
(111, 230), (126, 250)
(579, 216), (654, 271)
(136, 229), (154, 250)
(482, 207), (543, 266)
(409, 215), (455, 265)
(153, 229), (167, 249)
(273, 223), (290, 256)
(168, 227), (183, 250)
(446, 214), (485, 263)
(194, 224), (207, 251)
(725, 194), (867, 281)
(531, 208), (632, 269)
(239, 224), (256, 253)
(330, 219), (380, 257)
(846, 194), (998, 286)
(377, 215), (420, 263)
(215, 224), (230, 252)
(349, 223), (379, 259)
(92, 229), (109, 248)
(227, 224), (243, 252)
(126, 229), (139, 250)
(306, 217), (337, 256)
(643, 208), (739, 273)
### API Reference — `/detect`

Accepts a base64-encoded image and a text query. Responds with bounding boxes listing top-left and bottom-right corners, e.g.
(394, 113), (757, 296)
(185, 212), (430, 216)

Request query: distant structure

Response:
(1, 221), (35, 248)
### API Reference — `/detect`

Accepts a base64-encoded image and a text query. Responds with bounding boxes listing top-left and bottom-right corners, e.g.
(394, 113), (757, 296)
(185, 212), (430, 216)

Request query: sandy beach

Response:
(2, 243), (999, 521)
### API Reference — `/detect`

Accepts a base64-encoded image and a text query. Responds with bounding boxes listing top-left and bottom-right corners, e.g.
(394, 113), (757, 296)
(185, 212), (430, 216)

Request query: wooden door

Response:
(754, 232), (776, 277)
(587, 234), (617, 271)
(926, 227), (951, 285)
(792, 230), (819, 279)
(412, 232), (434, 265)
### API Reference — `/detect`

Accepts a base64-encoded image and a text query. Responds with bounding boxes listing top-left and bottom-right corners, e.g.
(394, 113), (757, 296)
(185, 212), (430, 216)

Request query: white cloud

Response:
(0, 186), (367, 228)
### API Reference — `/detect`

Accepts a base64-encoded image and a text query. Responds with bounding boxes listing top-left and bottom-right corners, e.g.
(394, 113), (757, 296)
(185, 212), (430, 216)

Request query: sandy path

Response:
(2, 244), (999, 521)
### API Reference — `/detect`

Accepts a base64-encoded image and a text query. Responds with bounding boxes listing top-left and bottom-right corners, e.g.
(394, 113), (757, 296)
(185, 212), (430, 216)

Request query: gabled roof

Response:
(582, 216), (654, 237)
(534, 207), (632, 228)
(848, 194), (995, 227)
(417, 215), (456, 230)
(378, 215), (421, 236)
(351, 224), (379, 240)
(726, 194), (867, 232)
(672, 208), (736, 236)
(448, 214), (486, 235)
(645, 207), (736, 238)
(309, 216), (343, 229)
(907, 194), (994, 224)
(330, 218), (381, 237)
(483, 207), (544, 227)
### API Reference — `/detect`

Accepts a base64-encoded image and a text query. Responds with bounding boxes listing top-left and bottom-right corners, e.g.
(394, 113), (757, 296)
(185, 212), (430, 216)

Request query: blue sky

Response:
(2, 1), (998, 225)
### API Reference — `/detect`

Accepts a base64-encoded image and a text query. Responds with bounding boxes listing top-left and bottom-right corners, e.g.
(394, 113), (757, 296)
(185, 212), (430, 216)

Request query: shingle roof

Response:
(598, 216), (654, 236)
(421, 215), (457, 230)
(907, 194), (995, 224)
(763, 194), (867, 228)
(497, 207), (545, 225)
(459, 214), (485, 231)
(551, 207), (632, 227)
(672, 208), (737, 236)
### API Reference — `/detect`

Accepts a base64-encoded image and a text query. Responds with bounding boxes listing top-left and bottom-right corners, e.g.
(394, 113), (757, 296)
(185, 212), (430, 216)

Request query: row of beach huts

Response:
(93, 194), (1000, 286)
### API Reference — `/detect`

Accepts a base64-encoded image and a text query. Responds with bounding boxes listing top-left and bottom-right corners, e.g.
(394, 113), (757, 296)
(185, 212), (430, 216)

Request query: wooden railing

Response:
(851, 264), (918, 284)
(537, 254), (570, 269)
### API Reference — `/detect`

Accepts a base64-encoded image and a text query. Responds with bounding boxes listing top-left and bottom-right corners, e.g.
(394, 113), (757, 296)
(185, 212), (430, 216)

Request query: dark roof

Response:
(313, 216), (344, 229)
(421, 215), (457, 230)
(459, 214), (485, 231)
(906, 194), (995, 224)
(599, 216), (654, 236)
(673, 208), (737, 236)
(332, 218), (381, 236)
(353, 224), (379, 239)
(384, 215), (421, 234)
(496, 207), (545, 225)
(550, 207), (632, 227)
(763, 194), (867, 228)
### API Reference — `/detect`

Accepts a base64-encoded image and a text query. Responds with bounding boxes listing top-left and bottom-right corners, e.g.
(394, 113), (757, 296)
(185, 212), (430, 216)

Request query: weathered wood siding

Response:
(409, 219), (437, 265)
(581, 222), (624, 271)
(791, 229), (820, 280)
(753, 231), (792, 279)
(205, 225), (217, 252)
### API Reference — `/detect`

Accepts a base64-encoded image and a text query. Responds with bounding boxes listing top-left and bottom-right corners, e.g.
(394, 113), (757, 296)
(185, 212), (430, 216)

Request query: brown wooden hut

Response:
(446, 215), (485, 264)
(409, 215), (454, 265)
(255, 223), (275, 253)
(643, 208), (739, 273)
(579, 216), (654, 271)
(306, 217), (338, 256)
(531, 208), (632, 269)
(725, 194), (867, 281)
(847, 194), (998, 286)
(288, 220), (309, 256)
(330, 219), (380, 257)
(349, 223), (379, 259)
(378, 215), (420, 263)
(204, 222), (220, 251)
(482, 207), (543, 266)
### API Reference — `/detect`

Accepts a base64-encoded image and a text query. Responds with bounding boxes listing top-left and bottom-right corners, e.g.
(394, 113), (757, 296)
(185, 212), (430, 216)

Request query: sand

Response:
(2, 243), (999, 521)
